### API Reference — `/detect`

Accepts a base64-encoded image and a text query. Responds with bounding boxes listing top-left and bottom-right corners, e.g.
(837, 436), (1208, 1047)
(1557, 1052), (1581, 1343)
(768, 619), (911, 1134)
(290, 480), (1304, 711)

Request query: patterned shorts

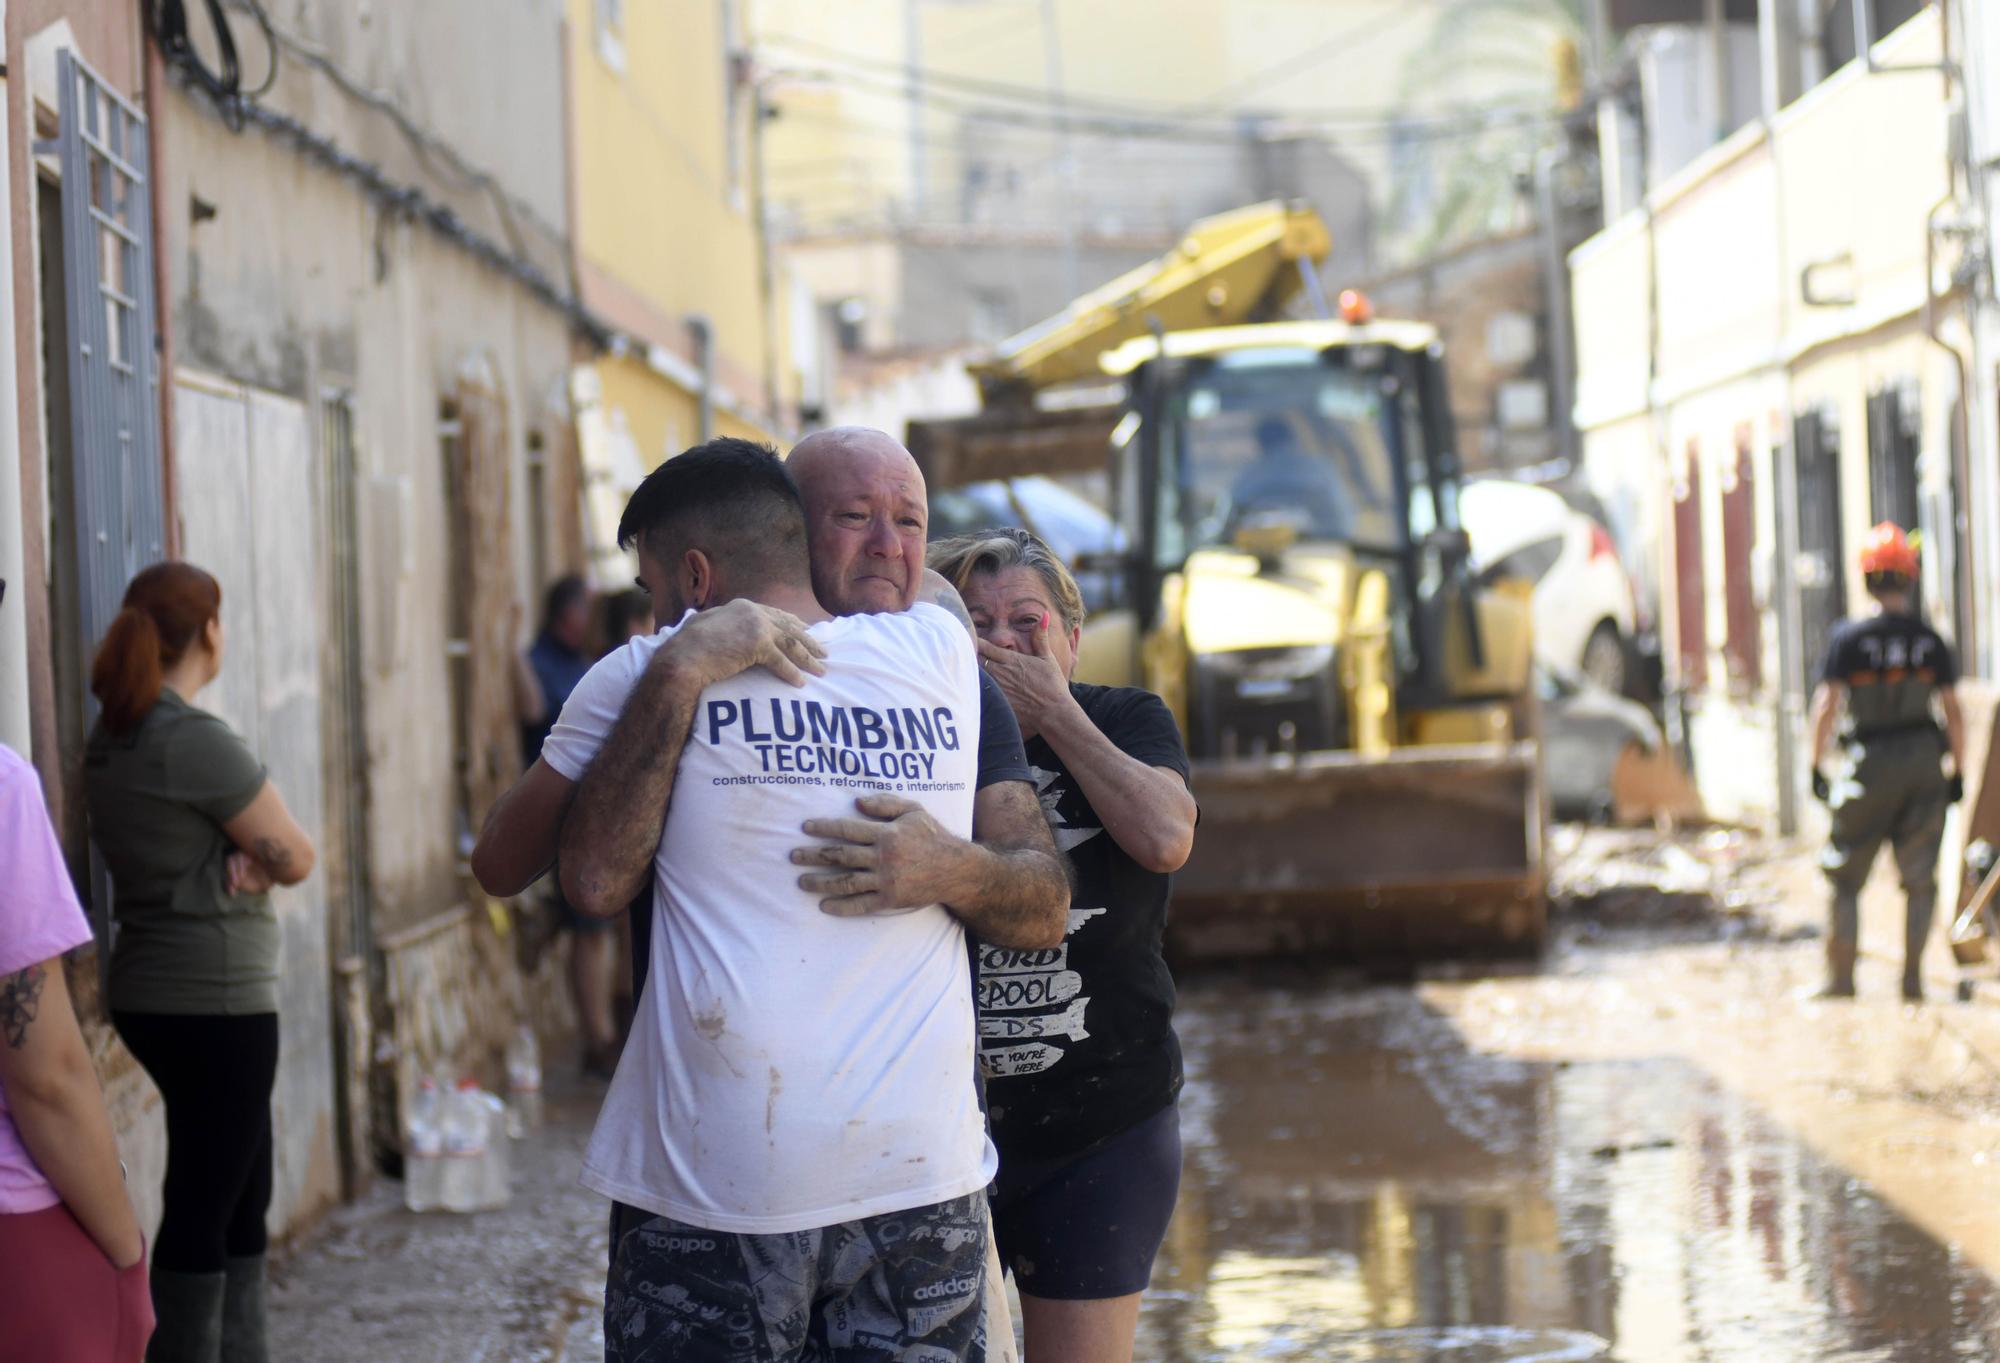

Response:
(604, 1192), (990, 1363)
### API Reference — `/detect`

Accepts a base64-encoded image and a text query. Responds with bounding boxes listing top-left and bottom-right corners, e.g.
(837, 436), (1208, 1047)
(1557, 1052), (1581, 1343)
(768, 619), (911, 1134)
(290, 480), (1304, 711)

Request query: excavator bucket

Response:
(1167, 741), (1546, 963)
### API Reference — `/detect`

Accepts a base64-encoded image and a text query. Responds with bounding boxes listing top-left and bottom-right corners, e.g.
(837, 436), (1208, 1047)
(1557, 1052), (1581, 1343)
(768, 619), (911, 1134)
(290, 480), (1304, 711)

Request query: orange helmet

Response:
(1858, 522), (1918, 580)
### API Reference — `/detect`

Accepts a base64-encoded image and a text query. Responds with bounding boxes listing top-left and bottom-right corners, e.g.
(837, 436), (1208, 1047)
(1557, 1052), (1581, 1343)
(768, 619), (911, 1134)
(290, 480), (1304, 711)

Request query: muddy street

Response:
(1134, 830), (2000, 1363)
(265, 826), (2000, 1363)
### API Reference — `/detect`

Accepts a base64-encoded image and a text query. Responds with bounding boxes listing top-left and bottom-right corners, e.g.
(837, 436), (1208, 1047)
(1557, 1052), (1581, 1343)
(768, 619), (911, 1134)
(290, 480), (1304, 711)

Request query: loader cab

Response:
(1107, 322), (1478, 714)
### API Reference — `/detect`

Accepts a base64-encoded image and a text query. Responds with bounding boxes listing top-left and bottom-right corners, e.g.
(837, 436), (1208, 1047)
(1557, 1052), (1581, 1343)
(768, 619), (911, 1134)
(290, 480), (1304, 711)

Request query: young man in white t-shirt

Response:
(525, 441), (1007, 1361)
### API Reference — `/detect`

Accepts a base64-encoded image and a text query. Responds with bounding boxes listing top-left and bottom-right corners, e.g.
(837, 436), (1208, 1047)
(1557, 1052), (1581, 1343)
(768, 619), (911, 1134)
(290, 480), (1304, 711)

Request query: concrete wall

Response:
(147, 1), (584, 1218)
(1363, 231), (1554, 473)
(1570, 216), (1653, 438)
(157, 42), (575, 936)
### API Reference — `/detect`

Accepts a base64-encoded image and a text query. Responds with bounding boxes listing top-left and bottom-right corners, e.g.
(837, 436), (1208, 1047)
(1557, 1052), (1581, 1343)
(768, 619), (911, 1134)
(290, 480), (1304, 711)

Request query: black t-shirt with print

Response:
(980, 683), (1189, 1163)
(973, 670), (1032, 788)
(1818, 611), (1958, 739)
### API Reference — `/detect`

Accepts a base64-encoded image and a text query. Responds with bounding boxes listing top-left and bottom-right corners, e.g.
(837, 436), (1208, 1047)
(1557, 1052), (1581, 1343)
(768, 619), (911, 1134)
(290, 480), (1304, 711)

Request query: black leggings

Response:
(112, 1011), (278, 1273)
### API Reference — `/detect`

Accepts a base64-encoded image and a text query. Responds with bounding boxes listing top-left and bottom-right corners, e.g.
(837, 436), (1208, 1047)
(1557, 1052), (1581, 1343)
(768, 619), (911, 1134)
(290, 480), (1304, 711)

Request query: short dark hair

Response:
(617, 437), (808, 592)
(540, 573), (589, 633)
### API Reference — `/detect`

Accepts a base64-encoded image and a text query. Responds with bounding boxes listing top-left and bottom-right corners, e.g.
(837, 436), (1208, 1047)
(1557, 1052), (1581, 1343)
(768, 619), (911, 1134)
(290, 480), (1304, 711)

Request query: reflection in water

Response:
(1138, 982), (2000, 1362)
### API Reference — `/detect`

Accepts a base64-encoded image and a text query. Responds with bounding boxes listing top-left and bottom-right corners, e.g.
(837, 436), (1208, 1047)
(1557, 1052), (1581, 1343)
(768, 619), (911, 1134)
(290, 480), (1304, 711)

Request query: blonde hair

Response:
(927, 528), (1086, 633)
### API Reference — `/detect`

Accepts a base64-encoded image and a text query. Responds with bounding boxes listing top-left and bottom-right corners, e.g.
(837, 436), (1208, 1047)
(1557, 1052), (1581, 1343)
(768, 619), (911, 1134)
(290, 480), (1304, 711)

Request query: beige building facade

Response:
(1570, 10), (1959, 829)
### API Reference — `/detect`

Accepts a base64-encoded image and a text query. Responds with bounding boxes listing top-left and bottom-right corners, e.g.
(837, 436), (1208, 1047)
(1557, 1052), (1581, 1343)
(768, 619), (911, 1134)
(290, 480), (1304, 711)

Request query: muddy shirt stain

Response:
(691, 1001), (727, 1041)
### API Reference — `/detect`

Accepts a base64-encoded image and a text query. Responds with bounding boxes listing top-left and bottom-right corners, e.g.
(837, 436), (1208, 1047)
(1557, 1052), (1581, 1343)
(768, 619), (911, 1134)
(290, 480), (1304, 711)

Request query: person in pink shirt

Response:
(0, 735), (155, 1361)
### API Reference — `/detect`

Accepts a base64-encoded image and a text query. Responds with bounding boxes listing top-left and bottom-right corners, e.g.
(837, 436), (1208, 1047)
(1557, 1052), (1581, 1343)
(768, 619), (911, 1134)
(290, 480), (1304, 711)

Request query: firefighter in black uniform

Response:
(1808, 523), (1966, 1001)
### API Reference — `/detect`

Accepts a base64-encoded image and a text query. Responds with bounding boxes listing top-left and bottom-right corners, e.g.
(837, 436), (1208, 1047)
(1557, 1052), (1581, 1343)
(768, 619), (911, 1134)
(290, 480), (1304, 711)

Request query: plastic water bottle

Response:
(440, 1079), (488, 1212)
(403, 1077), (443, 1212)
(477, 1089), (511, 1207)
(506, 1025), (542, 1138)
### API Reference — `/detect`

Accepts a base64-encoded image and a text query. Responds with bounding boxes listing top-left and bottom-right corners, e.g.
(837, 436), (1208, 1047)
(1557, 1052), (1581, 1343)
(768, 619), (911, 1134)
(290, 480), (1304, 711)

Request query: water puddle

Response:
(1139, 981), (2000, 1362)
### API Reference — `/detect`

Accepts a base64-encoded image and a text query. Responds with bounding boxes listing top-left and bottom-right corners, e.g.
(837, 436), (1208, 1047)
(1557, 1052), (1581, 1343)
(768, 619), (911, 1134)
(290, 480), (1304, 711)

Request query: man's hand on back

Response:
(793, 787), (1069, 947)
(794, 795), (974, 915)
(669, 599), (828, 690)
(559, 601), (825, 916)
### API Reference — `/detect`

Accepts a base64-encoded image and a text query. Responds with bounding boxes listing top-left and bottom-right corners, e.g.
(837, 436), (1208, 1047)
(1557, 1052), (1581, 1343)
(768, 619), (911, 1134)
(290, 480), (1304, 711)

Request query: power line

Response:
(216, 0), (567, 258)
(771, 94), (1564, 153)
(779, 62), (1558, 145)
(159, 4), (611, 345)
(760, 21), (1515, 130)
(1175, 4), (1432, 115)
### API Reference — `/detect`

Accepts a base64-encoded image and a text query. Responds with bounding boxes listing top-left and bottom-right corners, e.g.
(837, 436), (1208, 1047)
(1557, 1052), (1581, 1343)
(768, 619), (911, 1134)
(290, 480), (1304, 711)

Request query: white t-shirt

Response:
(542, 603), (997, 1233)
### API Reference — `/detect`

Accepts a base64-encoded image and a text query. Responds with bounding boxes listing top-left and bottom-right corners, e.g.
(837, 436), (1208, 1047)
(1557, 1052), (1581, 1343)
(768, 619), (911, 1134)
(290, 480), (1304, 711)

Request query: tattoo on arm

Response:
(254, 836), (295, 878)
(1, 963), (46, 1050)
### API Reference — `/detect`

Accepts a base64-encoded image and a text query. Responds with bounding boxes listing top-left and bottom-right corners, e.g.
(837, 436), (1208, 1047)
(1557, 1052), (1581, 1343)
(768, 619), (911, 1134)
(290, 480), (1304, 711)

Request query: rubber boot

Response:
(1815, 938), (1858, 999)
(220, 1255), (268, 1363)
(147, 1267), (225, 1363)
(1905, 887), (1937, 1004)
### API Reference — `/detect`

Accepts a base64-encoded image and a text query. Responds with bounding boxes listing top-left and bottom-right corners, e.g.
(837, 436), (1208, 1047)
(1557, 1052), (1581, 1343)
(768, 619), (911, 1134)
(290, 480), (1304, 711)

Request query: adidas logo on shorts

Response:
(911, 1275), (979, 1302)
(656, 1235), (720, 1254)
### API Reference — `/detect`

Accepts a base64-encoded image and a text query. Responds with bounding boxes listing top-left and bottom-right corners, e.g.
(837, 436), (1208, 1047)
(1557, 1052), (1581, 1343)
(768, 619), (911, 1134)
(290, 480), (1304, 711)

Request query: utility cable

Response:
(228, 96), (611, 347)
(215, 0), (564, 260)
(770, 95), (1565, 152)
(761, 20), (1471, 127)
(763, 54), (1567, 146)
(149, 10), (610, 347)
(1172, 3), (1433, 116)
(233, 0), (279, 100)
(147, 0), (245, 129)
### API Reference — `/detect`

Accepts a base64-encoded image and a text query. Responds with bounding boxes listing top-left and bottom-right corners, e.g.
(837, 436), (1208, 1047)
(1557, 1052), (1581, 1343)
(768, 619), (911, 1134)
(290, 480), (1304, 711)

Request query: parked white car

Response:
(1460, 479), (1639, 695)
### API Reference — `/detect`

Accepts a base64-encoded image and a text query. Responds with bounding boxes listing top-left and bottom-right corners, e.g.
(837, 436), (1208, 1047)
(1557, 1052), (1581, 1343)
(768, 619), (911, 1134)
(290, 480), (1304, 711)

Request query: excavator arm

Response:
(911, 200), (1332, 492)
(965, 199), (1332, 406)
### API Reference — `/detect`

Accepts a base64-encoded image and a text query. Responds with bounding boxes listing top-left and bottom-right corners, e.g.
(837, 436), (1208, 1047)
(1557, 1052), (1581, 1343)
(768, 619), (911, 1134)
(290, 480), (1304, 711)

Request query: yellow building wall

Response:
(567, 0), (781, 428)
(751, 0), (912, 231)
(597, 353), (702, 470)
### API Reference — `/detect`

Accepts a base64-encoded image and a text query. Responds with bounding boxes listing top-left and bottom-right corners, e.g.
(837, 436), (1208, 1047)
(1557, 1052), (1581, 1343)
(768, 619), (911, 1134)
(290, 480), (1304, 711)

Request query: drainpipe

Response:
(144, 37), (178, 555)
(750, 78), (781, 433)
(1534, 146), (1579, 474)
(1705, 0), (1733, 141)
(1920, 0), (1978, 672)
(1633, 88), (1691, 769)
(1926, 195), (1980, 674)
(1761, 0), (1802, 835)
(689, 315), (714, 442)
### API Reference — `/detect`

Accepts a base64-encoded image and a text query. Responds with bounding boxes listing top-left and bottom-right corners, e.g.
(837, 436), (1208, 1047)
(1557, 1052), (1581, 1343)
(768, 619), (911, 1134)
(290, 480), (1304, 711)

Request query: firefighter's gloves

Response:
(1811, 769), (1831, 804)
(1950, 773), (1966, 805)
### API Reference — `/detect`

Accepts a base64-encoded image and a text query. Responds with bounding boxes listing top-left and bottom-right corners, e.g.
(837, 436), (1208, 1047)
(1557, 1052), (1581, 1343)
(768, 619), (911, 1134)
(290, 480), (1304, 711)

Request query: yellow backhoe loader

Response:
(909, 201), (1546, 961)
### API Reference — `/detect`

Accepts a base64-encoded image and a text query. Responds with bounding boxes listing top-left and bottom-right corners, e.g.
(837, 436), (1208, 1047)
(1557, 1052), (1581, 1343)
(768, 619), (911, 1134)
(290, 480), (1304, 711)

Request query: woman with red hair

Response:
(83, 562), (316, 1363)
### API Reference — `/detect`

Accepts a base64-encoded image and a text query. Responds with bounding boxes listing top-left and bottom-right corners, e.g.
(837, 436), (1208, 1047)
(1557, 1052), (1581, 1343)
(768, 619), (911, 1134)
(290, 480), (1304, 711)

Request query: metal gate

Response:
(1793, 408), (1847, 678)
(54, 48), (165, 652)
(1867, 385), (1920, 534)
